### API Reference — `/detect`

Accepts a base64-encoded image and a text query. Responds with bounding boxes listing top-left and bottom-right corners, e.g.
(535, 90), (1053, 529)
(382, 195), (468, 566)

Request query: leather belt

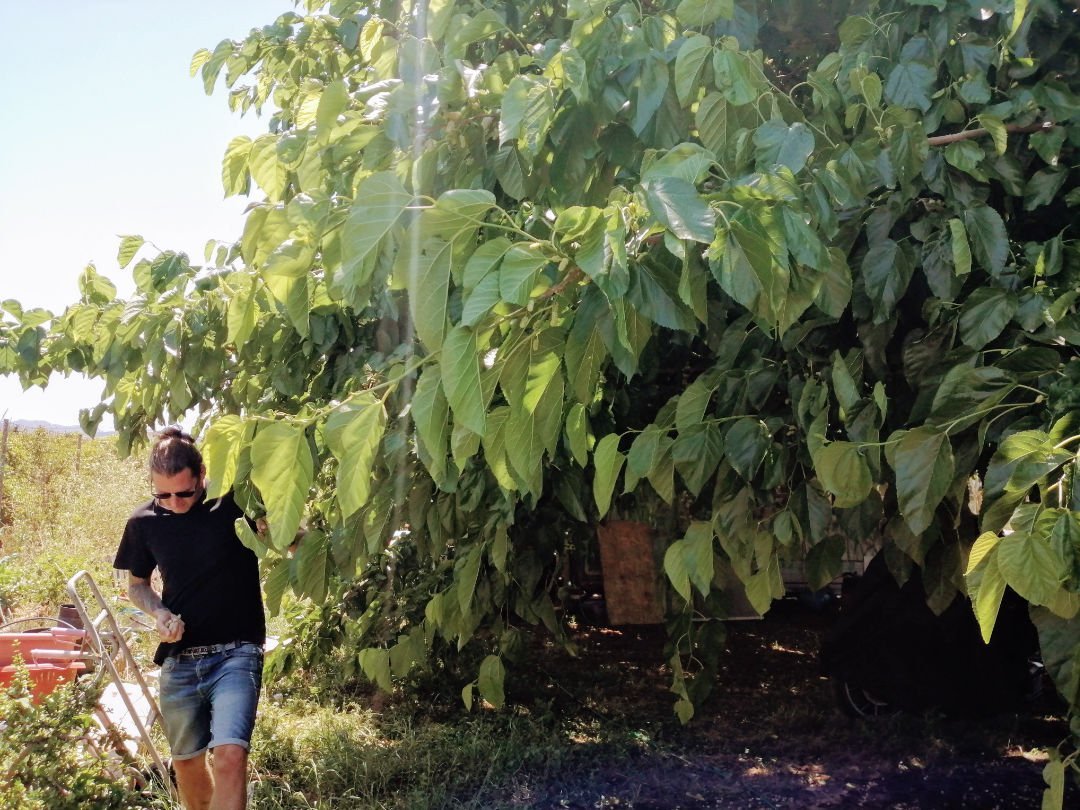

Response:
(176, 640), (254, 659)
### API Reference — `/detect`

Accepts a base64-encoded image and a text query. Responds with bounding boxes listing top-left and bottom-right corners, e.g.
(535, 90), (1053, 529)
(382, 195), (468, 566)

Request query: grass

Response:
(0, 428), (1070, 809)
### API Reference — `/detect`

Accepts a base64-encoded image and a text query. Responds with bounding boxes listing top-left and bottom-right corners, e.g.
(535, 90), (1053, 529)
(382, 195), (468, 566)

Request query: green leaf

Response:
(815, 442), (873, 508)
(674, 35), (712, 106)
(990, 430), (1073, 495)
(967, 552), (1006, 643)
(948, 218), (972, 277)
(633, 54), (669, 135)
(413, 366), (451, 486)
(959, 288), (1017, 350)
(966, 530), (1002, 575)
(565, 402), (590, 467)
(998, 531), (1065, 607)
(642, 177), (716, 243)
(202, 415), (248, 498)
(1031, 606), (1080, 713)
(116, 235), (145, 269)
(294, 529), (329, 603)
(401, 233), (453, 352)
(976, 114), (1008, 156)
(1042, 759), (1066, 810)
(316, 79), (348, 141)
(593, 433), (625, 519)
(498, 243), (547, 306)
(261, 240), (313, 338)
(442, 326), (486, 436)
(358, 647), (392, 692)
(753, 120), (815, 174)
(325, 394), (386, 519)
(251, 421), (313, 551)
(963, 205), (1009, 277)
(676, 0), (734, 27)
(928, 365), (1015, 431)
(663, 521), (715, 603)
(724, 418), (771, 482)
(944, 140), (985, 174)
(339, 172), (412, 297)
(478, 655), (506, 709)
(221, 136), (253, 197)
(888, 427), (954, 534)
(1024, 168), (1067, 212)
(883, 60), (935, 112)
(672, 423), (724, 496)
(861, 239), (914, 325)
(676, 374), (717, 429)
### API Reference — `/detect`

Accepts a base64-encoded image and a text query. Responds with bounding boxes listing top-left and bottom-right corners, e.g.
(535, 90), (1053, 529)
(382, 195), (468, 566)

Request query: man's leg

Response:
(208, 744), (249, 810)
(206, 643), (263, 810)
(173, 753), (213, 810)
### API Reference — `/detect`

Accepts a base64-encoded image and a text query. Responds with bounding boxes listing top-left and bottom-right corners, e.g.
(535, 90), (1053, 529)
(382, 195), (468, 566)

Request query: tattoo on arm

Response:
(127, 577), (166, 616)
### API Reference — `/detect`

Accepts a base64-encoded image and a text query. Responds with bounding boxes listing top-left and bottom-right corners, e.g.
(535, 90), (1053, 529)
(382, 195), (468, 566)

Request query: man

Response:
(114, 426), (265, 810)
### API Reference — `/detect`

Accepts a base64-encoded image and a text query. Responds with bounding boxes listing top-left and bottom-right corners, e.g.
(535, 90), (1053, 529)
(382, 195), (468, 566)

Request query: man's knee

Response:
(211, 744), (248, 774)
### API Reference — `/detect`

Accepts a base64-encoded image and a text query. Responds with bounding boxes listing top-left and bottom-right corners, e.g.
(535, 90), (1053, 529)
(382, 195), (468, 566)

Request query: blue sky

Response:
(0, 0), (297, 427)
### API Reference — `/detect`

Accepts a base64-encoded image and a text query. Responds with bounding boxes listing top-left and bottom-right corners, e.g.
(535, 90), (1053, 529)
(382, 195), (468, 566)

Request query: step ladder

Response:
(64, 570), (175, 799)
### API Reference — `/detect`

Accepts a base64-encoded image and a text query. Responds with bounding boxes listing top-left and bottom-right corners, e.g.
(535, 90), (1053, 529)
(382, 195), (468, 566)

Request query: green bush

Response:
(0, 666), (169, 809)
(0, 428), (145, 615)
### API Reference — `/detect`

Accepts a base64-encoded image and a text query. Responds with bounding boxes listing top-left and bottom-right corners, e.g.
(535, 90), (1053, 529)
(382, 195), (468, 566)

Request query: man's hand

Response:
(154, 609), (184, 643)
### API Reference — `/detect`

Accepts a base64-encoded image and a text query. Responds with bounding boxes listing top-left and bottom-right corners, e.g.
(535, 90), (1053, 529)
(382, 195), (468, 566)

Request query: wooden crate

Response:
(596, 520), (664, 625)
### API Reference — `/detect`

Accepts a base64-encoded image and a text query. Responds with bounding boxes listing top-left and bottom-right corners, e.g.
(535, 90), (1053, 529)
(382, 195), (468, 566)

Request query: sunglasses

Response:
(153, 489), (198, 500)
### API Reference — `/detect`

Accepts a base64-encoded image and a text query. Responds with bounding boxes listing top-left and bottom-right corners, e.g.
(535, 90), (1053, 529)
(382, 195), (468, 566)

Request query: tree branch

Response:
(538, 266), (584, 300)
(927, 120), (1054, 147)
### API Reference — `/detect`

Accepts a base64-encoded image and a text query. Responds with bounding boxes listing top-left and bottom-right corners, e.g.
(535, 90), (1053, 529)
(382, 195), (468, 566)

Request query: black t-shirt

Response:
(114, 491), (265, 665)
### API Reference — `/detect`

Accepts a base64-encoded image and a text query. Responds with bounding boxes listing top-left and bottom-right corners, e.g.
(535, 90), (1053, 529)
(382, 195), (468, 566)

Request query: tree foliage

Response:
(4, 0), (1080, 793)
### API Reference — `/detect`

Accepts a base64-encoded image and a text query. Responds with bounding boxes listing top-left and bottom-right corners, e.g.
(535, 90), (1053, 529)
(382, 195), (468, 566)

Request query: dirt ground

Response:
(489, 600), (1074, 809)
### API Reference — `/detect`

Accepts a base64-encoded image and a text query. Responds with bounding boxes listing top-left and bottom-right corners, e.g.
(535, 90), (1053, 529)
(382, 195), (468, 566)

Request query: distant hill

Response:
(8, 419), (84, 434)
(5, 419), (113, 436)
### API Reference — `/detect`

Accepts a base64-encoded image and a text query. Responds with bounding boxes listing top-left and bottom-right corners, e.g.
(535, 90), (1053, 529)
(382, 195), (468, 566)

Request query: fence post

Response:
(0, 418), (8, 520)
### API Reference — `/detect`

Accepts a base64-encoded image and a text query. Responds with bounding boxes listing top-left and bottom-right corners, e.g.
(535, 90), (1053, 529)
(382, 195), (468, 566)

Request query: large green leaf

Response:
(966, 552), (1007, 643)
(959, 288), (1017, 349)
(478, 655), (506, 709)
(815, 441), (873, 508)
(642, 176), (716, 243)
(861, 239), (914, 325)
(998, 529), (1066, 607)
(676, 0), (734, 27)
(593, 433), (625, 518)
(498, 243), (548, 306)
(672, 423), (724, 496)
(412, 366), (451, 486)
(887, 427), (954, 534)
(325, 393), (386, 519)
(251, 421), (314, 551)
(674, 34), (712, 106)
(401, 233), (454, 352)
(753, 120), (815, 174)
(202, 414), (248, 498)
(338, 172), (411, 295)
(294, 528), (329, 603)
(985, 430), (1073, 496)
(963, 205), (1009, 277)
(663, 521), (715, 603)
(724, 418), (771, 482)
(442, 326), (486, 436)
(884, 60), (935, 112)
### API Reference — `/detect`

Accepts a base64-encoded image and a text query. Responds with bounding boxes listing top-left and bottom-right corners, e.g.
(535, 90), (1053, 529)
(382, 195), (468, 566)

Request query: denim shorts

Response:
(158, 642), (263, 760)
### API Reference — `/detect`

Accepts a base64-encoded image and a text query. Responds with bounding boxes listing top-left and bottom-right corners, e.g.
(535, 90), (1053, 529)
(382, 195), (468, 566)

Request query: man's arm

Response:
(127, 573), (184, 642)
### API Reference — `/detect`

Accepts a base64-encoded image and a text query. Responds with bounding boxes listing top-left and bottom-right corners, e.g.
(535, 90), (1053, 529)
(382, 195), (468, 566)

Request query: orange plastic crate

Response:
(0, 660), (86, 700)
